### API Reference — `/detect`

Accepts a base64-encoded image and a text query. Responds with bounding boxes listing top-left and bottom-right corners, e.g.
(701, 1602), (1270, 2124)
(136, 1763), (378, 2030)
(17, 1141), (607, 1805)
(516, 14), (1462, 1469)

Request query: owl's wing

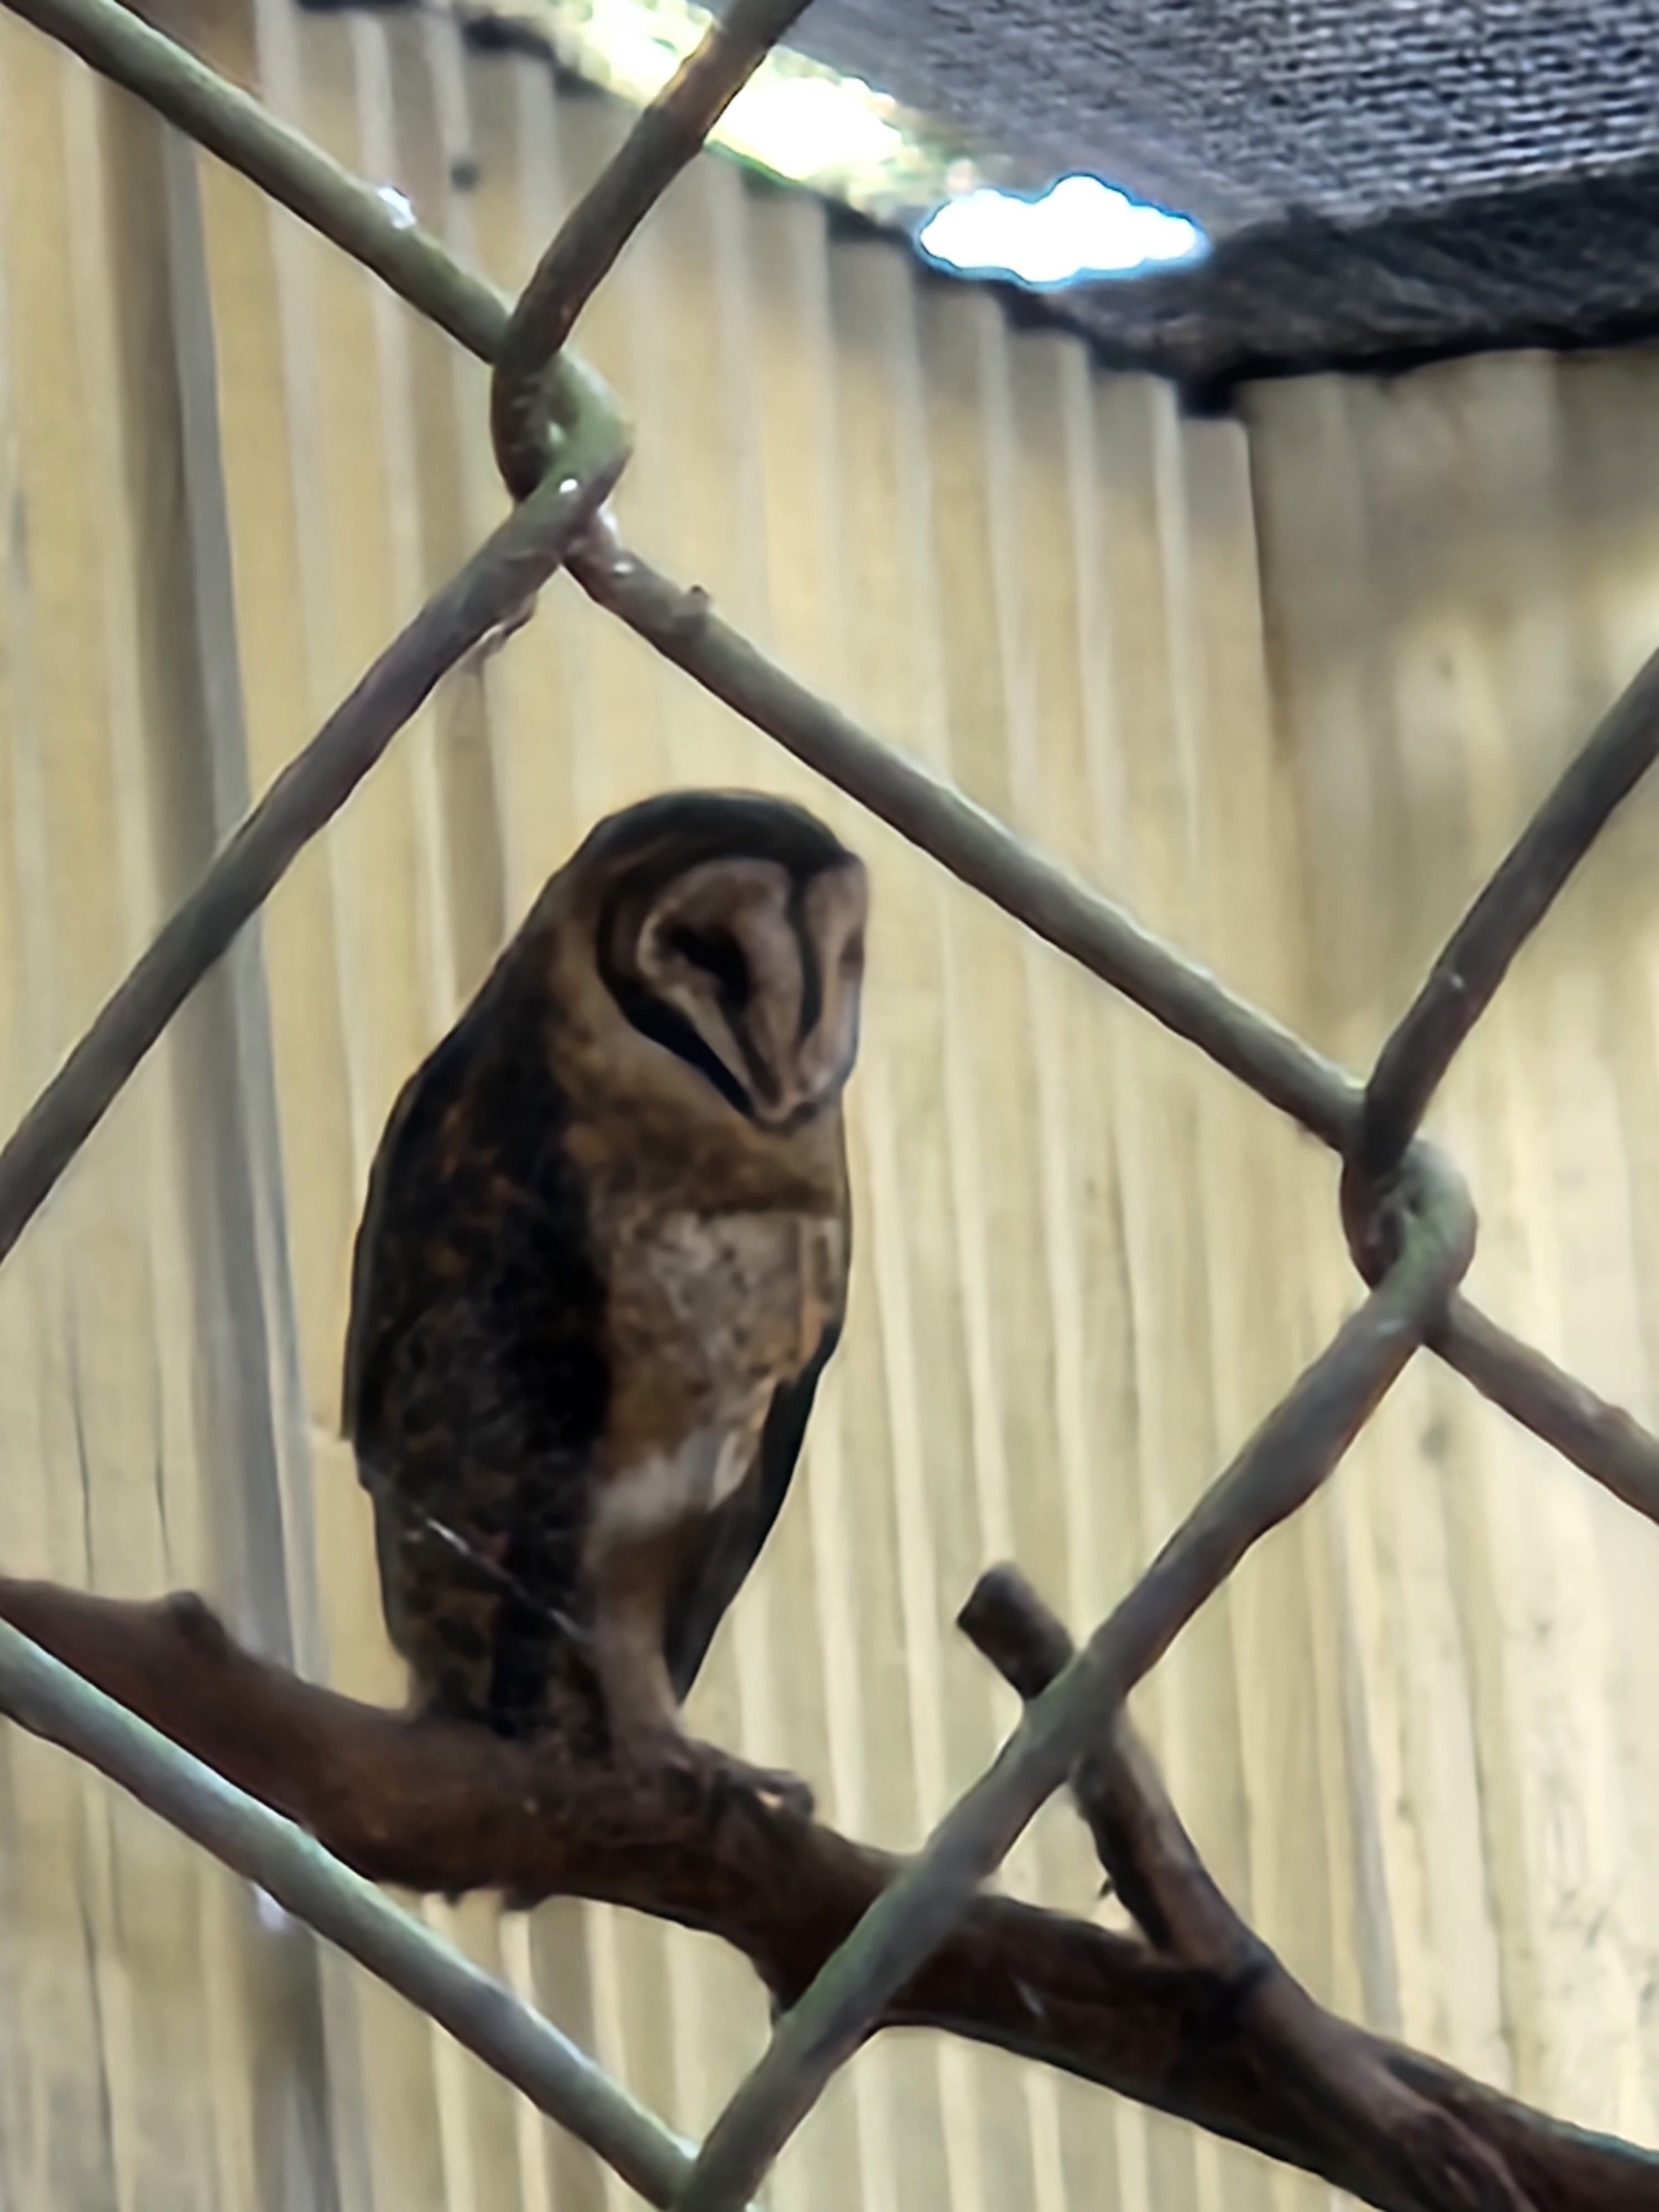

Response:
(662, 1270), (847, 1704)
(341, 975), (612, 1731)
(342, 1020), (474, 1449)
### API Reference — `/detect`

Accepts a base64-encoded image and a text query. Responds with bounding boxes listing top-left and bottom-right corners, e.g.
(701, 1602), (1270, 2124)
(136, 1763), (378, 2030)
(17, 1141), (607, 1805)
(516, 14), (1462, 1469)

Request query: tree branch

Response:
(959, 1567), (1538, 2212)
(0, 1576), (1650, 2212)
(0, 10), (1650, 2210)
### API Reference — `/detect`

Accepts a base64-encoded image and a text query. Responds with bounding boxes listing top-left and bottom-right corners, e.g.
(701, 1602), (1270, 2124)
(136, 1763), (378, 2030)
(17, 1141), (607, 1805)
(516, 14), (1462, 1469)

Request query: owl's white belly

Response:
(588, 1421), (758, 1548)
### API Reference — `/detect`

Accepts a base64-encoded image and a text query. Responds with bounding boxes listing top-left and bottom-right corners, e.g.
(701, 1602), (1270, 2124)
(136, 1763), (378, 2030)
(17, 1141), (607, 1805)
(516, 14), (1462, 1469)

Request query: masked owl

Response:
(342, 791), (866, 1785)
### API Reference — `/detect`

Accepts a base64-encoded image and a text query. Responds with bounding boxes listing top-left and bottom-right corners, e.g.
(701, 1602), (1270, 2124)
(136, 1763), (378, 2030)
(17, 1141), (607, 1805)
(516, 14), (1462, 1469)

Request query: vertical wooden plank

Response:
(916, 284), (1130, 2212)
(0, 29), (124, 2209)
(200, 0), (458, 2202)
(1248, 343), (1659, 2151)
(1087, 371), (1245, 2212)
(1171, 406), (1352, 2212)
(0, 12), (348, 2211)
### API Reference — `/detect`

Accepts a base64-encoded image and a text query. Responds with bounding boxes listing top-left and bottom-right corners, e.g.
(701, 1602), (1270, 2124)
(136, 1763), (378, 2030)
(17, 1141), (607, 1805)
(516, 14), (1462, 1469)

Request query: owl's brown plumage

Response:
(343, 791), (865, 1771)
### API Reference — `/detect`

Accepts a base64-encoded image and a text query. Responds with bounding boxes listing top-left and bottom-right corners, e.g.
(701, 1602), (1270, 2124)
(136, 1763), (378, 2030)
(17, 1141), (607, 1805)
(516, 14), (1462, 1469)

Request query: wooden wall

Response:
(0, 4), (1655, 2206)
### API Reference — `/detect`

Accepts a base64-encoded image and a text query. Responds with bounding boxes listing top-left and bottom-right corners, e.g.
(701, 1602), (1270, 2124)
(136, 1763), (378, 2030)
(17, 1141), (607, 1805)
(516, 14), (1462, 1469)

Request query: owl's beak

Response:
(746, 1032), (858, 1129)
(743, 865), (865, 1129)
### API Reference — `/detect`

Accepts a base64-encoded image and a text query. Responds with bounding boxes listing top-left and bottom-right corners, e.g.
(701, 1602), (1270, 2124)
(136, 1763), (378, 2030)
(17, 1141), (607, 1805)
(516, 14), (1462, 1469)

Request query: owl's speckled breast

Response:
(585, 1200), (844, 1554)
(653, 1209), (842, 1379)
(605, 1202), (842, 1441)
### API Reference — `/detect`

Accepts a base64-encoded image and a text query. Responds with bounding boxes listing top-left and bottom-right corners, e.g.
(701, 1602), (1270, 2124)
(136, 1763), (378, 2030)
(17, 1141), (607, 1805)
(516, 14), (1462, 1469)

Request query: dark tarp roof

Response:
(795, 1), (1659, 389)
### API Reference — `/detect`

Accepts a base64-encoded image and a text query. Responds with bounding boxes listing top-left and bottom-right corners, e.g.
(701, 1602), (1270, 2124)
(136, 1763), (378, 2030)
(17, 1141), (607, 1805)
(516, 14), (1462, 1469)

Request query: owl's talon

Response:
(703, 1748), (815, 1822)
(617, 1727), (813, 1820)
(734, 1761), (815, 1819)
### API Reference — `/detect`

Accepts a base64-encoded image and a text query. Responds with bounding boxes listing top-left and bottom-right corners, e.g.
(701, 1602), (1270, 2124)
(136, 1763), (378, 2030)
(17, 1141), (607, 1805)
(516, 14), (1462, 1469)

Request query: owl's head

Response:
(581, 791), (868, 1131)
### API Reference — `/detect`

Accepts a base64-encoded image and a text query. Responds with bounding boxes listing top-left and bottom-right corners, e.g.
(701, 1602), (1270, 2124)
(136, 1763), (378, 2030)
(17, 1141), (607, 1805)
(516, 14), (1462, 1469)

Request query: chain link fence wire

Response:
(0, 0), (1657, 2206)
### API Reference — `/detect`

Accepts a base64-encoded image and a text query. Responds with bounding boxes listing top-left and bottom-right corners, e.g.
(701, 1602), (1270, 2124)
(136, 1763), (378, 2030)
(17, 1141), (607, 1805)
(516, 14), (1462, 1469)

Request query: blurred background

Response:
(2, 1), (1659, 2206)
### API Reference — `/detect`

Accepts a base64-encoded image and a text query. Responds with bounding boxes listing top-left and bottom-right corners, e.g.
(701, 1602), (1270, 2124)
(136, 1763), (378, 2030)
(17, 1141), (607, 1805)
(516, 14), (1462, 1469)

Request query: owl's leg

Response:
(587, 1542), (812, 1815)
(588, 1545), (682, 1751)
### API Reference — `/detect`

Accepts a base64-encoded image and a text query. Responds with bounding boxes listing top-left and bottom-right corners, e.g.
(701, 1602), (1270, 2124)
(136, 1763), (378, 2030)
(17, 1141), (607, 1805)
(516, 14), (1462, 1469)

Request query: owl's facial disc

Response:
(635, 855), (867, 1127)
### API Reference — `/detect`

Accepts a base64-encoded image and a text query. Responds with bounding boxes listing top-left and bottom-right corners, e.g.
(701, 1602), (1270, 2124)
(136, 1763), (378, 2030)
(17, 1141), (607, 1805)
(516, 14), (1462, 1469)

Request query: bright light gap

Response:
(917, 175), (1208, 289)
(441, 0), (1211, 290)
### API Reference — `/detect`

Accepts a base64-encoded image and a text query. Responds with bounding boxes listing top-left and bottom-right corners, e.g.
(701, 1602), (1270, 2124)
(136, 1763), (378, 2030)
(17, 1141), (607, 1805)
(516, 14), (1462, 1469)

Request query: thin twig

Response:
(955, 1568), (1174, 1948)
(1360, 644), (1659, 1179)
(0, 1614), (696, 2204)
(958, 1569), (1537, 2212)
(0, 431), (627, 1266)
(951, 1577), (1246, 1968)
(489, 0), (813, 497)
(675, 1148), (1477, 2212)
(3, 1575), (1652, 2211)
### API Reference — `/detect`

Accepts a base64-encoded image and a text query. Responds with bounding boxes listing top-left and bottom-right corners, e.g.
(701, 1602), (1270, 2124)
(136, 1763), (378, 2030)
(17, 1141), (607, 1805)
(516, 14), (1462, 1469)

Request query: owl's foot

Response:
(614, 1722), (815, 1820)
(711, 1750), (815, 1821)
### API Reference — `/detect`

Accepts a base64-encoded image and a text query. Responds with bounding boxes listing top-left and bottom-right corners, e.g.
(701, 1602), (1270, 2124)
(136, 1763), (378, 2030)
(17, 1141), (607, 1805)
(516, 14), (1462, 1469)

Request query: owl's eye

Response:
(670, 926), (750, 1007)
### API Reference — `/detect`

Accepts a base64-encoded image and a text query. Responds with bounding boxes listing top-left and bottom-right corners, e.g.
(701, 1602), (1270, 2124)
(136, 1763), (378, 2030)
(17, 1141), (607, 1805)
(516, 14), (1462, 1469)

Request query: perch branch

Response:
(959, 1567), (1536, 2212)
(0, 1577), (1651, 2212)
(1360, 644), (1659, 1180)
(0, 1614), (696, 2204)
(0, 425), (627, 1267)
(490, 0), (813, 496)
(674, 1149), (1476, 2212)
(15, 0), (1659, 1544)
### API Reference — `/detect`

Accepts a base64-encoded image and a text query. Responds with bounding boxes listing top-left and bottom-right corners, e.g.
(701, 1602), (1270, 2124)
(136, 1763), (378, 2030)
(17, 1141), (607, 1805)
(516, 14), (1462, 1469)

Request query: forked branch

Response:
(0, 1579), (1650, 2212)
(959, 1568), (1539, 2212)
(0, 3), (1655, 2209)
